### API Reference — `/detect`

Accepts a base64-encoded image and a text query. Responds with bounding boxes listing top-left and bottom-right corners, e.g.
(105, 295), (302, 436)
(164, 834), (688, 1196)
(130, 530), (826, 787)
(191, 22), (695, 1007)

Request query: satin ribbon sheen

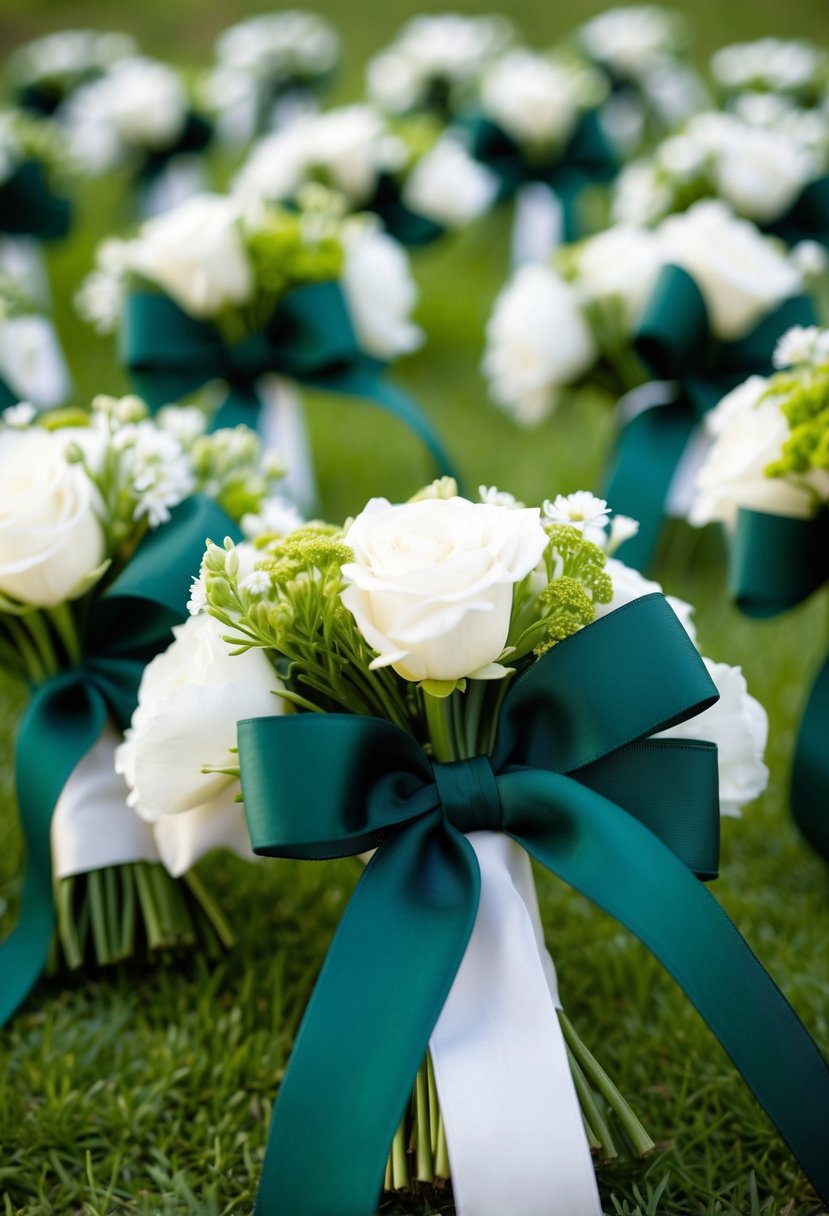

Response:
(0, 495), (235, 1026)
(604, 265), (816, 571)
(237, 594), (829, 1214)
(731, 506), (829, 860)
(121, 281), (459, 484)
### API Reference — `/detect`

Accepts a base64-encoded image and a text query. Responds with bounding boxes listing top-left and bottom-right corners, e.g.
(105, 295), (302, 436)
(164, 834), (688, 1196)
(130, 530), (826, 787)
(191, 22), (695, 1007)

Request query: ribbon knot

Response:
(434, 756), (503, 834)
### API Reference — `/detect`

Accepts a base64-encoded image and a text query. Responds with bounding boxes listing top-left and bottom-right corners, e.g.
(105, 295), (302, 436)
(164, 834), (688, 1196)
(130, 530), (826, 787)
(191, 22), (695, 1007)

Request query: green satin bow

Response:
(604, 265), (816, 571)
(237, 593), (829, 1215)
(0, 495), (236, 1027)
(121, 281), (459, 485)
(462, 109), (617, 241)
(138, 112), (213, 187)
(366, 172), (446, 248)
(0, 374), (16, 411)
(732, 506), (829, 861)
(0, 159), (71, 240)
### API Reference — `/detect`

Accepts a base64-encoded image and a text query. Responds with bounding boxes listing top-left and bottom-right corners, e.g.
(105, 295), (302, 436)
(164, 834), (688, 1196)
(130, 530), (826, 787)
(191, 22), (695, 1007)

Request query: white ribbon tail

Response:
(429, 831), (601, 1216)
(510, 183), (564, 268)
(258, 373), (319, 516)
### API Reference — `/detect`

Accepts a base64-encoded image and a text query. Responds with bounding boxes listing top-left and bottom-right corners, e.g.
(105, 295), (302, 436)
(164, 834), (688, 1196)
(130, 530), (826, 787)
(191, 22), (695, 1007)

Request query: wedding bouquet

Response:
(710, 37), (828, 109)
(58, 55), (213, 215)
(129, 478), (829, 1214)
(366, 13), (514, 120)
(7, 28), (138, 117)
(484, 201), (815, 567)
(574, 5), (707, 155)
(202, 11), (340, 145)
(0, 108), (71, 243)
(233, 103), (498, 247)
(459, 47), (617, 264)
(612, 108), (829, 245)
(691, 325), (829, 859)
(0, 394), (288, 1028)
(0, 271), (69, 410)
(77, 190), (456, 512)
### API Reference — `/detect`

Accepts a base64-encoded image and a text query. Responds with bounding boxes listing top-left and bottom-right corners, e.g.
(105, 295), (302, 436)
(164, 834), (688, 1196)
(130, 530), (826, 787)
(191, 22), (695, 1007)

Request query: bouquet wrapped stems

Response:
(52, 864), (235, 972)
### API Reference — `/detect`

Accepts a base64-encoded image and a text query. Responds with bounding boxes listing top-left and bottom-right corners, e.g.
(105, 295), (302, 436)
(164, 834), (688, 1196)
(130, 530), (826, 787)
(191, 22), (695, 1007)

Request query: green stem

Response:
(434, 1108), (450, 1179)
(5, 616), (47, 683)
(47, 602), (82, 666)
(87, 870), (112, 966)
(182, 869), (235, 950)
(426, 1052), (439, 1157)
(414, 1062), (434, 1183)
(55, 875), (83, 971)
(133, 862), (165, 951)
(390, 1120), (410, 1191)
(565, 1043), (618, 1161)
(119, 866), (136, 958)
(423, 691), (457, 763)
(19, 610), (60, 677)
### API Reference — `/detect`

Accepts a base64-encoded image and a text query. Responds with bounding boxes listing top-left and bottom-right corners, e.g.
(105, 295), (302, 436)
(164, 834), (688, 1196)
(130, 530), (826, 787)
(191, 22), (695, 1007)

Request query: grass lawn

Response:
(1, 1), (829, 1213)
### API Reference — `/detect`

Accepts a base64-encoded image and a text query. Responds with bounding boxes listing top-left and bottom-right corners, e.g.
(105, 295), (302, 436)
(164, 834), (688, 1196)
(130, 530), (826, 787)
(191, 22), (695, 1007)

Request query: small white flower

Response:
(156, 405), (208, 443)
(240, 569), (272, 597)
(2, 402), (36, 428)
(791, 240), (829, 280)
(542, 492), (610, 543)
(478, 485), (521, 508)
(606, 514), (640, 554)
(241, 495), (304, 539)
(773, 325), (829, 369)
(187, 568), (207, 616)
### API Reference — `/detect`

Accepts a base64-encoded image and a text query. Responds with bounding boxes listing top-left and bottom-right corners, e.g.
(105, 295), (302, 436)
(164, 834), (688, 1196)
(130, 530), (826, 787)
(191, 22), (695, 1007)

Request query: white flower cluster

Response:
(479, 50), (606, 155)
(215, 11), (339, 82)
(77, 191), (423, 362)
(8, 29), (137, 97)
(577, 6), (688, 79)
(484, 201), (802, 423)
(711, 38), (828, 100)
(367, 13), (513, 115)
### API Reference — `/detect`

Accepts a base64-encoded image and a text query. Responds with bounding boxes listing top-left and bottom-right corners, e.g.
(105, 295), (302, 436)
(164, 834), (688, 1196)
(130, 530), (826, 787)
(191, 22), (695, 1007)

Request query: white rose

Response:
(656, 659), (768, 816)
(403, 136), (498, 227)
(579, 7), (681, 77)
(106, 58), (188, 150)
(340, 224), (423, 360)
(483, 263), (596, 425)
(129, 193), (254, 318)
(0, 428), (105, 607)
(115, 608), (279, 823)
(341, 495), (548, 682)
(305, 105), (387, 204)
(577, 225), (666, 325)
(657, 202), (802, 341)
(691, 378), (815, 527)
(233, 123), (309, 205)
(0, 315), (70, 408)
(481, 52), (580, 151)
(712, 124), (814, 224)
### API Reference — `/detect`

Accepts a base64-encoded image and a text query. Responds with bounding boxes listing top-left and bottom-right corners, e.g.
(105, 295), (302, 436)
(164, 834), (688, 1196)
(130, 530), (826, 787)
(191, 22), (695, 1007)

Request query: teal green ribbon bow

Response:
(368, 172), (446, 248)
(462, 109), (617, 241)
(770, 175), (829, 248)
(0, 374), (17, 411)
(138, 112), (213, 189)
(237, 594), (829, 1214)
(604, 265), (816, 571)
(0, 495), (236, 1027)
(731, 506), (829, 860)
(0, 160), (71, 241)
(121, 281), (459, 484)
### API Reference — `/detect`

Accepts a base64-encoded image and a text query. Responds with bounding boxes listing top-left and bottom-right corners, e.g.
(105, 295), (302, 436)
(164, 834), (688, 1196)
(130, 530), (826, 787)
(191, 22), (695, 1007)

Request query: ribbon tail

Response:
(256, 374), (319, 516)
(429, 831), (599, 1216)
(792, 653), (829, 862)
(510, 183), (564, 268)
(303, 366), (463, 489)
(0, 684), (108, 1026)
(503, 768), (829, 1203)
(254, 815), (479, 1216)
(603, 401), (696, 572)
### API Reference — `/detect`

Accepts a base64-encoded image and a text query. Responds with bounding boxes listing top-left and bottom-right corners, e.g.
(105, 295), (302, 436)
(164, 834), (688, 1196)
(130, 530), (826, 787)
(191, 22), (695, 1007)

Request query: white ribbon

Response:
(510, 183), (564, 268)
(429, 832), (600, 1216)
(0, 315), (70, 408)
(257, 373), (318, 516)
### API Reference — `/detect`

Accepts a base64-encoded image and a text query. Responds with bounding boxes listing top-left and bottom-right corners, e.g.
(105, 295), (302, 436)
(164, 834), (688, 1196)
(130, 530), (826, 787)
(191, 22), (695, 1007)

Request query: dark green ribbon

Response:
(0, 495), (236, 1027)
(462, 109), (617, 241)
(367, 172), (446, 248)
(237, 593), (829, 1214)
(0, 374), (17, 411)
(731, 506), (829, 860)
(604, 265), (816, 571)
(769, 176), (829, 248)
(121, 280), (459, 483)
(0, 160), (71, 241)
(139, 113), (213, 185)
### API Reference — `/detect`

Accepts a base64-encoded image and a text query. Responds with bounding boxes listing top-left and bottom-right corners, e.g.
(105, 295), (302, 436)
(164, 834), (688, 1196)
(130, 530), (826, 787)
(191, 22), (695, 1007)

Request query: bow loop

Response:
(434, 756), (503, 834)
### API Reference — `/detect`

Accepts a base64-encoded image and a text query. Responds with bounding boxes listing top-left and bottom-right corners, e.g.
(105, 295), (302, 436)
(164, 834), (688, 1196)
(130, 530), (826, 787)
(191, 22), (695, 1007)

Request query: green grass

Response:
(2, 1), (829, 1212)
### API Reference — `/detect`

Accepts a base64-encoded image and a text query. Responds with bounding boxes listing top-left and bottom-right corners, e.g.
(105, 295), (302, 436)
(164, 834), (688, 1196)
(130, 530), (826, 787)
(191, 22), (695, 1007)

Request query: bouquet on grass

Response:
(58, 55), (214, 216)
(484, 201), (816, 570)
(690, 324), (829, 860)
(7, 28), (138, 118)
(116, 480), (829, 1216)
(77, 190), (456, 514)
(574, 5), (707, 156)
(709, 37), (828, 111)
(457, 47), (617, 265)
(202, 11), (340, 146)
(612, 106), (829, 247)
(0, 393), (290, 1027)
(0, 271), (70, 411)
(233, 103), (498, 249)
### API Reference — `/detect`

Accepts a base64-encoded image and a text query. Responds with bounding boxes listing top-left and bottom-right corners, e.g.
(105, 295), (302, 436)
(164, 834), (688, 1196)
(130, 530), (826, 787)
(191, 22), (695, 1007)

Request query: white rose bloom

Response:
(658, 202), (802, 341)
(481, 52), (582, 152)
(304, 105), (387, 204)
(0, 315), (69, 408)
(483, 263), (596, 425)
(611, 161), (673, 225)
(0, 428), (105, 607)
(577, 224), (666, 325)
(233, 123), (310, 205)
(115, 609), (278, 824)
(341, 495), (548, 683)
(656, 659), (768, 817)
(105, 58), (188, 150)
(129, 193), (254, 318)
(579, 6), (682, 78)
(715, 126), (813, 224)
(340, 224), (422, 360)
(691, 378), (816, 527)
(403, 136), (498, 227)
